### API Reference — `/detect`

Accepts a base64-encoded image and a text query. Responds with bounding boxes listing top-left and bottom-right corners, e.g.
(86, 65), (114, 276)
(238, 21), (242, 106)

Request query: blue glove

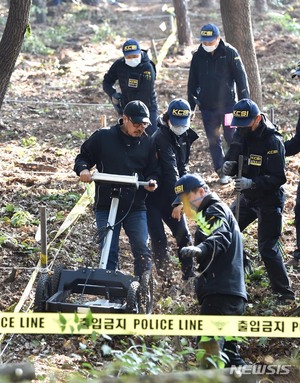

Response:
(222, 161), (237, 176)
(234, 177), (253, 192)
(180, 246), (202, 258)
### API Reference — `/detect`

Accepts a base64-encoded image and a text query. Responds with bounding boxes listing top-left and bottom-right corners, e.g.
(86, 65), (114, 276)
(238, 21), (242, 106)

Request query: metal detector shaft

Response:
(235, 155), (244, 223)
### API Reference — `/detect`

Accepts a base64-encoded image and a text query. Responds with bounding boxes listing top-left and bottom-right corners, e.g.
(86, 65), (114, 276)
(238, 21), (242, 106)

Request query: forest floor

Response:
(0, 0), (300, 382)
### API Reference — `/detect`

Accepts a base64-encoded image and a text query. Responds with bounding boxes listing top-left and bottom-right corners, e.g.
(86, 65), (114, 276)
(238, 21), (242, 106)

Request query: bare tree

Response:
(32, 0), (47, 24)
(198, 0), (217, 7)
(172, 0), (193, 46)
(0, 0), (32, 109)
(254, 0), (268, 13)
(220, 0), (262, 108)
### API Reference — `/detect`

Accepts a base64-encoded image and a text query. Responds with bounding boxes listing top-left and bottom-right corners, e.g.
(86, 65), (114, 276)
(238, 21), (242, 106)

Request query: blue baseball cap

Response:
(200, 23), (220, 42)
(172, 174), (206, 205)
(291, 60), (300, 78)
(231, 99), (260, 127)
(167, 98), (191, 127)
(122, 39), (141, 56)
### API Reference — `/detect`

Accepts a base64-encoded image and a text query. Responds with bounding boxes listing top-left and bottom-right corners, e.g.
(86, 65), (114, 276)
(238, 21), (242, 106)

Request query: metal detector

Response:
(34, 173), (154, 314)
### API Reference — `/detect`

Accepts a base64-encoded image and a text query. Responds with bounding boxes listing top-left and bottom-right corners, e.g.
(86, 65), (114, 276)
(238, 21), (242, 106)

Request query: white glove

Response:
(223, 161), (237, 176)
(235, 177), (253, 192)
(111, 92), (122, 105)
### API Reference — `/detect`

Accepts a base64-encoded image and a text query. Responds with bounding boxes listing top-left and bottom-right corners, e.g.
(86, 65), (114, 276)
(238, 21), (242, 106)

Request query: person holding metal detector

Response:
(146, 98), (199, 280)
(173, 173), (247, 367)
(103, 39), (158, 135)
(284, 61), (300, 269)
(222, 98), (295, 305)
(74, 100), (159, 277)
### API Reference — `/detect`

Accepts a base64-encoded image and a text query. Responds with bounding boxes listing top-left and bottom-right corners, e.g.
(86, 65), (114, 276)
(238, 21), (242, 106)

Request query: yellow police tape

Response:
(0, 313), (299, 337)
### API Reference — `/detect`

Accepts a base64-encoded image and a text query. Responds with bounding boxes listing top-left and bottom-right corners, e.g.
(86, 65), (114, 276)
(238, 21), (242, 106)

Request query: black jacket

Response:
(147, 118), (199, 207)
(74, 123), (159, 213)
(187, 39), (249, 111)
(194, 193), (247, 303)
(103, 50), (157, 112)
(225, 115), (286, 207)
(285, 110), (300, 156)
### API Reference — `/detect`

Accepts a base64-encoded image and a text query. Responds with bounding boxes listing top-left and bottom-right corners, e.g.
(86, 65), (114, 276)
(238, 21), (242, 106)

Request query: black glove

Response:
(222, 161), (237, 176)
(111, 92), (122, 105)
(180, 246), (202, 258)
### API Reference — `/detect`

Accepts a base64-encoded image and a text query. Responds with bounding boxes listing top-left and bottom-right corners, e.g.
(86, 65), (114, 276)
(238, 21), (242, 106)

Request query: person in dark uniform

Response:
(103, 39), (158, 135)
(146, 99), (199, 280)
(222, 98), (295, 304)
(74, 100), (159, 277)
(187, 23), (250, 184)
(173, 174), (247, 367)
(284, 61), (300, 268)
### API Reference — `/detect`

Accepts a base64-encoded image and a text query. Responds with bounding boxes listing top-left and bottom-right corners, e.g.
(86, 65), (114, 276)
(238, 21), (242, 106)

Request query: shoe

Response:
(277, 294), (296, 306)
(285, 257), (300, 269)
(219, 174), (231, 185)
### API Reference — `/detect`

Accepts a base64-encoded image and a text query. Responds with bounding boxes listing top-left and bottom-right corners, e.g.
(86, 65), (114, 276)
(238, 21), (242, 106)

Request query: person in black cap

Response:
(146, 98), (199, 280)
(173, 173), (247, 367)
(284, 60), (300, 269)
(103, 38), (158, 135)
(187, 23), (250, 184)
(222, 98), (295, 305)
(74, 100), (159, 277)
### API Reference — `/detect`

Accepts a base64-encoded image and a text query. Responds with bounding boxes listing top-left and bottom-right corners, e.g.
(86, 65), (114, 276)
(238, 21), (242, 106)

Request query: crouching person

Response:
(172, 174), (247, 367)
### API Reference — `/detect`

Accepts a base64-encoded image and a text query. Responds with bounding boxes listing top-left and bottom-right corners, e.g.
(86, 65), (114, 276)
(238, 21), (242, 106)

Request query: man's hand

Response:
(144, 179), (157, 192)
(234, 177), (253, 191)
(171, 204), (183, 221)
(111, 92), (122, 105)
(180, 246), (202, 258)
(79, 169), (92, 183)
(222, 161), (237, 176)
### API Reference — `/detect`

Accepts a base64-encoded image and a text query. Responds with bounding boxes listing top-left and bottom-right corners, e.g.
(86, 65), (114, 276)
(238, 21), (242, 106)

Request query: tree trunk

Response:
(32, 0), (47, 23)
(198, 0), (217, 8)
(0, 0), (32, 109)
(220, 0), (262, 108)
(172, 0), (193, 47)
(254, 0), (268, 13)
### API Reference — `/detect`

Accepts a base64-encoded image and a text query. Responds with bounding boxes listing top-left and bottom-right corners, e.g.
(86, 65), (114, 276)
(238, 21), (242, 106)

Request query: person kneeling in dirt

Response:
(146, 98), (199, 280)
(73, 100), (159, 277)
(173, 174), (247, 367)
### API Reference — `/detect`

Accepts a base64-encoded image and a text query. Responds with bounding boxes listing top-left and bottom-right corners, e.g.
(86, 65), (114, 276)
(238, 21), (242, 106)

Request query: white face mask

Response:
(202, 44), (217, 53)
(298, 81), (300, 91)
(170, 125), (188, 136)
(125, 56), (141, 67)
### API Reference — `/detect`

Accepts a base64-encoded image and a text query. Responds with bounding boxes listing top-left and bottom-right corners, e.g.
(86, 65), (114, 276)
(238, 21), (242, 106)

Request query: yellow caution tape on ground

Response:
(0, 313), (299, 337)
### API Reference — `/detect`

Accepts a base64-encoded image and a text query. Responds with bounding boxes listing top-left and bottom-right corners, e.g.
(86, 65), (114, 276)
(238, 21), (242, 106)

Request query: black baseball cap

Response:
(123, 100), (151, 124)
(231, 99), (260, 127)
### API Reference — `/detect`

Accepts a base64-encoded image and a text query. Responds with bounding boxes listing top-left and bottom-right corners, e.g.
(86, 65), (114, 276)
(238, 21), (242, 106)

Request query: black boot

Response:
(223, 341), (246, 367)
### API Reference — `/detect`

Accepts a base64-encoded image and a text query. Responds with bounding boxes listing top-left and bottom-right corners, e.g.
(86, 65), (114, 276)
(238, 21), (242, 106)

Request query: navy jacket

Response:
(74, 123), (159, 213)
(103, 50), (157, 112)
(285, 111), (300, 156)
(194, 193), (247, 303)
(147, 118), (199, 207)
(187, 39), (249, 111)
(225, 115), (286, 207)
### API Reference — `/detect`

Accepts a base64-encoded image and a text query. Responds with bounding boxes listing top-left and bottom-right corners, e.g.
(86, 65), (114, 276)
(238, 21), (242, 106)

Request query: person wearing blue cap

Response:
(284, 60), (300, 269)
(103, 38), (158, 135)
(223, 98), (295, 305)
(146, 99), (199, 280)
(187, 23), (250, 184)
(173, 173), (247, 367)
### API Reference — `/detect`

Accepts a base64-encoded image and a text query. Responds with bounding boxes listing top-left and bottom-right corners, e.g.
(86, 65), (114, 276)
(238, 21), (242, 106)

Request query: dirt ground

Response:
(0, 0), (300, 381)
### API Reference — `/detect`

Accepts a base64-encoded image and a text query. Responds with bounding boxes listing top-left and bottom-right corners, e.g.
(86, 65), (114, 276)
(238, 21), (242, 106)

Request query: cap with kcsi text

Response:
(123, 100), (151, 124)
(172, 174), (206, 205)
(200, 23), (220, 42)
(168, 98), (191, 127)
(122, 39), (141, 56)
(231, 98), (260, 127)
